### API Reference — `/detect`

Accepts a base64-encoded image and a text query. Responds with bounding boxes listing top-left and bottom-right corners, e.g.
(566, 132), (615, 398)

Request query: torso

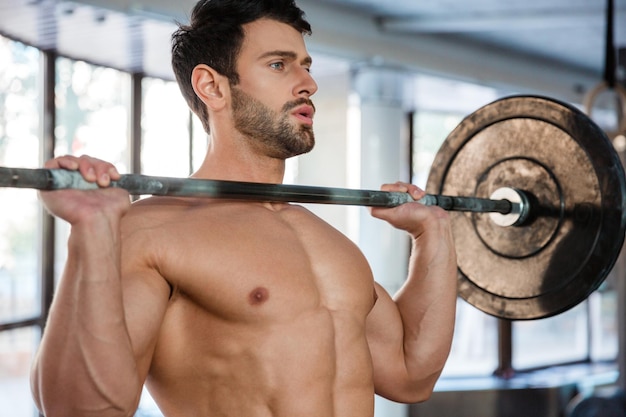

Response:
(121, 197), (377, 417)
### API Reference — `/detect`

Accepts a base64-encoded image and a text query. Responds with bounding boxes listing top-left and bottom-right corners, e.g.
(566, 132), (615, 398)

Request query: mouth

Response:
(292, 105), (315, 125)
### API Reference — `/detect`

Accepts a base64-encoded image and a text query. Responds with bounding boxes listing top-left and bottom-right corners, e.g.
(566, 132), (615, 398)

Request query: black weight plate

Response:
(426, 95), (626, 319)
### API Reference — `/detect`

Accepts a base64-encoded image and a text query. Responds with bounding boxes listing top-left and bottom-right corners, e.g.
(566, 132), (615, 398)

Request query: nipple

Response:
(249, 287), (269, 306)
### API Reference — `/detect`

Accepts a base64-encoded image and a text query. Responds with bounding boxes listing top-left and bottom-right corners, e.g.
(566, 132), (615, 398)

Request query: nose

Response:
(294, 67), (318, 98)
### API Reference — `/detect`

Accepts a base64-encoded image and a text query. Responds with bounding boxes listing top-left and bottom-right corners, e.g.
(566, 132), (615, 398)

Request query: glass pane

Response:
(0, 326), (40, 417)
(513, 302), (588, 369)
(441, 300), (498, 377)
(412, 111), (463, 188)
(0, 36), (41, 324)
(191, 112), (209, 173)
(55, 57), (131, 170)
(0, 186), (40, 324)
(141, 77), (191, 177)
(590, 289), (618, 361)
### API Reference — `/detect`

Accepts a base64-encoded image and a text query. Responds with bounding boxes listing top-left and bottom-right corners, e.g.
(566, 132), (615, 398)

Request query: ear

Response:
(191, 64), (229, 110)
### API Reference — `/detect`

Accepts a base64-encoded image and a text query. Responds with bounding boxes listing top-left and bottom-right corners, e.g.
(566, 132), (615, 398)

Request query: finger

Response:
(380, 182), (425, 200)
(75, 156), (99, 183)
(76, 155), (120, 187)
(379, 182), (407, 193)
(44, 155), (80, 171)
(406, 184), (426, 200)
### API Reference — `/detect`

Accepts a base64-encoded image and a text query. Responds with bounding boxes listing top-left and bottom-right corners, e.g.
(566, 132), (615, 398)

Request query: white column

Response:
(351, 66), (413, 417)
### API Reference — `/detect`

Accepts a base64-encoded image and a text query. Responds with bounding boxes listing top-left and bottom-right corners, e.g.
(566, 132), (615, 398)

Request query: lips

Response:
(292, 105), (315, 125)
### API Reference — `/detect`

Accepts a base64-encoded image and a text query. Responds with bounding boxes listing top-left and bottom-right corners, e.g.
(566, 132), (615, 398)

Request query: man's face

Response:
(232, 18), (318, 159)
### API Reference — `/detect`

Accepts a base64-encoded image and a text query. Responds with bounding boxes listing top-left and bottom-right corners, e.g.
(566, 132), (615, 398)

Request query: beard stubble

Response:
(231, 87), (316, 159)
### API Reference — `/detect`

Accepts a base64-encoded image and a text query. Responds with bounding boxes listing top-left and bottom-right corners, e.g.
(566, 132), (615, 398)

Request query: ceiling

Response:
(0, 0), (625, 104)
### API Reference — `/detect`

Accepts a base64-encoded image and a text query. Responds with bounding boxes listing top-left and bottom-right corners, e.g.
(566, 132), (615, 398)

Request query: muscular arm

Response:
(30, 156), (170, 417)
(366, 183), (457, 403)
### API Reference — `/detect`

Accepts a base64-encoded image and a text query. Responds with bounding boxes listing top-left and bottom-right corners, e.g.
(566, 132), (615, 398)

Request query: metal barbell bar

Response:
(0, 167), (528, 225)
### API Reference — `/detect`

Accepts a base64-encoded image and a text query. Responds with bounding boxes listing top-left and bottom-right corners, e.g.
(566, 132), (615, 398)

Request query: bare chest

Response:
(153, 202), (376, 323)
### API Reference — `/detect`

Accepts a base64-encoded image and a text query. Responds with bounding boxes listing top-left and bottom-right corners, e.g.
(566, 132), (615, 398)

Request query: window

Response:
(0, 36), (42, 417)
(141, 77), (195, 177)
(590, 287), (619, 361)
(0, 327), (40, 416)
(513, 303), (588, 369)
(55, 58), (131, 168)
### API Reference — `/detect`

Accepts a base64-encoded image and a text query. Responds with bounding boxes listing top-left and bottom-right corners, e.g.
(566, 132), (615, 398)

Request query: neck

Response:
(192, 133), (288, 185)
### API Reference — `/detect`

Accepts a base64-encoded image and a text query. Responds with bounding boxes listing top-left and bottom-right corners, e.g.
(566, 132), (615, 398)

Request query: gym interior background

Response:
(0, 0), (625, 416)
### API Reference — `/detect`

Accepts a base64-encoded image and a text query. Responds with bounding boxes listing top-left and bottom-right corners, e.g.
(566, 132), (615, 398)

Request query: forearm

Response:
(31, 218), (141, 417)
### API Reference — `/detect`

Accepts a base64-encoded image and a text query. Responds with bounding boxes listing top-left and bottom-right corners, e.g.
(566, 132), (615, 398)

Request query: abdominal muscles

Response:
(147, 298), (375, 417)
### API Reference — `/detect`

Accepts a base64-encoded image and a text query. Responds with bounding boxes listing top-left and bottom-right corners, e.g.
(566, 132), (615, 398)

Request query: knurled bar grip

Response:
(0, 167), (517, 212)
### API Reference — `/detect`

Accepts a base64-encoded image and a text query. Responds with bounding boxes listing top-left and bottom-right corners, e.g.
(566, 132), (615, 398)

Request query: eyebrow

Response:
(258, 50), (313, 66)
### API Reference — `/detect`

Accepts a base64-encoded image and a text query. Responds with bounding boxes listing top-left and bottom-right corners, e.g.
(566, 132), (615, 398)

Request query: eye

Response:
(269, 62), (284, 71)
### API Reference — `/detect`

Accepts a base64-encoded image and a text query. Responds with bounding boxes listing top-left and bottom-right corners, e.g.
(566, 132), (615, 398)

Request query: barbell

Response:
(0, 167), (526, 219)
(1, 95), (624, 320)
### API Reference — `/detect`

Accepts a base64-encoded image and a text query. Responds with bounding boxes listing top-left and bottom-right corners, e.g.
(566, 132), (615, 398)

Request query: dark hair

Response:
(171, 0), (312, 133)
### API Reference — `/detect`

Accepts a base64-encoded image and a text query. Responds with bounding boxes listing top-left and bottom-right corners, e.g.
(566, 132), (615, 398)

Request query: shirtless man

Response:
(30, 0), (458, 416)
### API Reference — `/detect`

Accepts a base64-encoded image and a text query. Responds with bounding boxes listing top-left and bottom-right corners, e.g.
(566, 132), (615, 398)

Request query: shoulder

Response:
(283, 204), (352, 242)
(122, 196), (206, 233)
(119, 196), (205, 278)
(282, 204), (371, 266)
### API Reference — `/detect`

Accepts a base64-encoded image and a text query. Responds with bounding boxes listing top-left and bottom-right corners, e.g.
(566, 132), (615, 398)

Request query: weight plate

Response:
(426, 95), (626, 319)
